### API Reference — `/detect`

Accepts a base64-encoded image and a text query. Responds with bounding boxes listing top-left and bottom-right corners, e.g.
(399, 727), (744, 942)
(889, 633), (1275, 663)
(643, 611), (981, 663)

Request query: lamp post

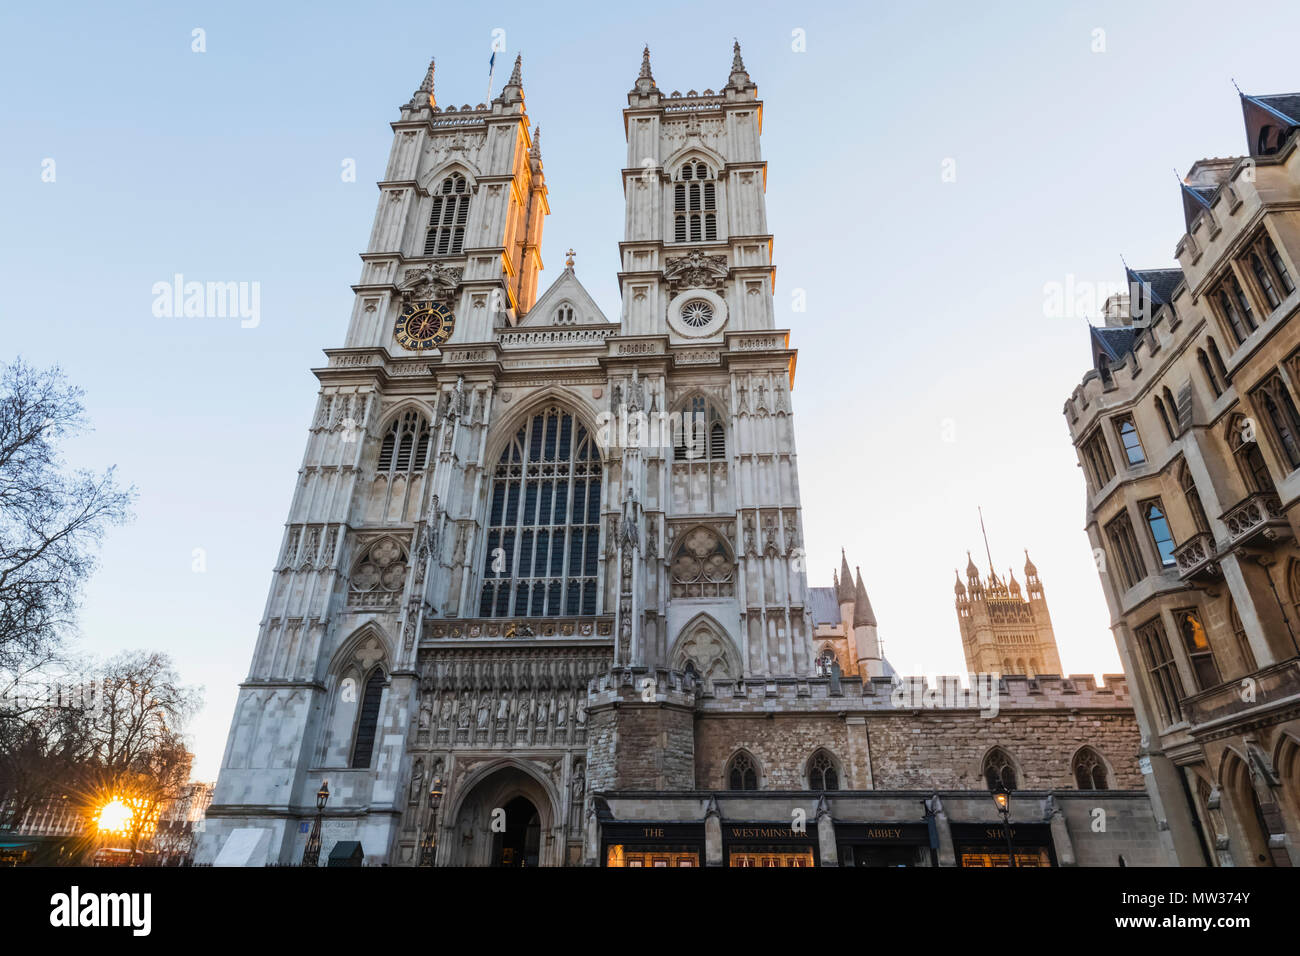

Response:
(992, 784), (1017, 868)
(419, 777), (443, 867)
(302, 780), (329, 867)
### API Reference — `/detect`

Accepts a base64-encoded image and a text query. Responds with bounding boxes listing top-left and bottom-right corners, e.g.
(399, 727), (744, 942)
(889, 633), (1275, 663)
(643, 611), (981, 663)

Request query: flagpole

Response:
(486, 51), (497, 104)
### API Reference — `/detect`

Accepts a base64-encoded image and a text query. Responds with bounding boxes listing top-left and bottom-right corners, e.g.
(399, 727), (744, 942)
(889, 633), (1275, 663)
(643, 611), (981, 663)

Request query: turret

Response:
(852, 567), (883, 677)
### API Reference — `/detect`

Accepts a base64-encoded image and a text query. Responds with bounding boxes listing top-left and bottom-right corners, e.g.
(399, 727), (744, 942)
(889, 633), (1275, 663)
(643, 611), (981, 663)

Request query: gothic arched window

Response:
(1198, 349), (1224, 398)
(1072, 747), (1109, 790)
(478, 406), (602, 618)
(673, 395), (726, 461)
(727, 751), (758, 790)
(1255, 375), (1300, 471)
(1179, 462), (1210, 534)
(350, 667), (386, 768)
(1227, 596), (1257, 675)
(673, 162), (718, 243)
(423, 173), (471, 256)
(983, 748), (1017, 790)
(1228, 414), (1276, 494)
(807, 750), (840, 791)
(377, 411), (431, 475)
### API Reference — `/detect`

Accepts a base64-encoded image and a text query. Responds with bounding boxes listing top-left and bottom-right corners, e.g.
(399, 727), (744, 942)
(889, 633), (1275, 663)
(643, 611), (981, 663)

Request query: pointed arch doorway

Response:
(443, 761), (561, 867)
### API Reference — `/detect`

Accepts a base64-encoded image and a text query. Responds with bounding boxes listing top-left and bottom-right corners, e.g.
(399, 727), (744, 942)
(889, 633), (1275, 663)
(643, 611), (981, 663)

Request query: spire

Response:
(408, 57), (436, 110)
(498, 53), (524, 105)
(1023, 548), (1038, 578)
(965, 551), (980, 580)
(530, 125), (541, 160)
(837, 550), (855, 603)
(978, 507), (996, 580)
(725, 39), (754, 91)
(954, 570), (967, 596)
(633, 45), (657, 93)
(853, 567), (876, 627)
(1008, 568), (1021, 596)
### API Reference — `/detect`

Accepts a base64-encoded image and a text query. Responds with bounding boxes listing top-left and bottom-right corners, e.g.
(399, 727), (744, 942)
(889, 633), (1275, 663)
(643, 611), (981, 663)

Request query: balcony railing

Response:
(1221, 491), (1290, 549)
(1183, 657), (1300, 728)
(1174, 531), (1220, 580)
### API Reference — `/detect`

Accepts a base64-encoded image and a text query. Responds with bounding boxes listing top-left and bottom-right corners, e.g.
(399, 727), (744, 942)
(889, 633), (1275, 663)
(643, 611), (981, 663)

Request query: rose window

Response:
(680, 300), (714, 328)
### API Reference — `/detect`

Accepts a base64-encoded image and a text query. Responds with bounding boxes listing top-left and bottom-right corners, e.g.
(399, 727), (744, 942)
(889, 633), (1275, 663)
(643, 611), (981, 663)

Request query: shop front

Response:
(723, 823), (818, 867)
(835, 822), (934, 867)
(603, 822), (705, 867)
(951, 822), (1056, 867)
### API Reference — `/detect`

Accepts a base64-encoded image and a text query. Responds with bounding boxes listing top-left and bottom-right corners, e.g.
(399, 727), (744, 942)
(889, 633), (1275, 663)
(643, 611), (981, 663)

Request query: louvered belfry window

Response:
(377, 411), (431, 474)
(479, 407), (602, 618)
(673, 162), (718, 243)
(423, 173), (470, 256)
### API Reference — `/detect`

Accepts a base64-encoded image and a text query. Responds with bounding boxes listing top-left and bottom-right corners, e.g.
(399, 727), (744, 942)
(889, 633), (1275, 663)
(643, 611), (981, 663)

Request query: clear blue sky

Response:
(3, 1), (1297, 780)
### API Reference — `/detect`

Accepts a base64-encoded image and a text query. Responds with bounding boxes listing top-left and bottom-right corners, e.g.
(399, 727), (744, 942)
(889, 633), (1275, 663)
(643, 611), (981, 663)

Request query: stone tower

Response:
(197, 43), (814, 868)
(954, 550), (1063, 677)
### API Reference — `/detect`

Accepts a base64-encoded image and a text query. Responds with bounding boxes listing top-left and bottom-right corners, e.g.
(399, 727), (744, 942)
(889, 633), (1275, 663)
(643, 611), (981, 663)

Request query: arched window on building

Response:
(1179, 462), (1210, 534)
(1141, 499), (1177, 567)
(807, 750), (840, 791)
(674, 395), (726, 461)
(377, 411), (431, 475)
(1228, 414), (1277, 495)
(1198, 349), (1224, 398)
(1251, 252), (1282, 310)
(423, 173), (471, 256)
(1175, 608), (1222, 690)
(1207, 337), (1230, 383)
(727, 751), (759, 790)
(983, 748), (1018, 790)
(1255, 375), (1300, 471)
(1265, 235), (1295, 295)
(350, 667), (386, 768)
(1226, 597), (1258, 675)
(478, 406), (602, 618)
(673, 161), (718, 243)
(1155, 395), (1177, 443)
(1072, 747), (1110, 790)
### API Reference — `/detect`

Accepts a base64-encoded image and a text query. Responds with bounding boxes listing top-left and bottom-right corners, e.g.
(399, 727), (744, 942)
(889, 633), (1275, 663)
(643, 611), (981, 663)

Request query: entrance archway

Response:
(492, 795), (541, 867)
(443, 761), (560, 867)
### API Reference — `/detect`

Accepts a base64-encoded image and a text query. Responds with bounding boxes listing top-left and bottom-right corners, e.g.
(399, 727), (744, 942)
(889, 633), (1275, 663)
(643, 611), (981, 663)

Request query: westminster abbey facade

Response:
(198, 47), (1172, 868)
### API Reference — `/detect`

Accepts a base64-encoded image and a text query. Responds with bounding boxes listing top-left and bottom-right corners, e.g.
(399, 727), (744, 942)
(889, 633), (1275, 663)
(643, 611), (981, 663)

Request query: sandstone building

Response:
(1064, 90), (1300, 866)
(197, 46), (1167, 868)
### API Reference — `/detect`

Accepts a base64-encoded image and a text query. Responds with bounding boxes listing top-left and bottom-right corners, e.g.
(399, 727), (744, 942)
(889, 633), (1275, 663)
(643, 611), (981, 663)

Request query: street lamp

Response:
(419, 777), (443, 867)
(302, 780), (329, 867)
(992, 783), (1017, 868)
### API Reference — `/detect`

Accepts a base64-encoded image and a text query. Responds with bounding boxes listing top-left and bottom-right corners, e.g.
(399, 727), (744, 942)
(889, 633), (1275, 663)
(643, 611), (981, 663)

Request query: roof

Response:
(1180, 181), (1215, 231)
(808, 587), (841, 626)
(1128, 267), (1183, 307)
(1090, 324), (1138, 363)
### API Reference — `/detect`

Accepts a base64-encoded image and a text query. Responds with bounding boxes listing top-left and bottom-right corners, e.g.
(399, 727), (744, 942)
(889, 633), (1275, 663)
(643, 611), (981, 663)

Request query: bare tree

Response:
(0, 358), (134, 676)
(75, 652), (201, 861)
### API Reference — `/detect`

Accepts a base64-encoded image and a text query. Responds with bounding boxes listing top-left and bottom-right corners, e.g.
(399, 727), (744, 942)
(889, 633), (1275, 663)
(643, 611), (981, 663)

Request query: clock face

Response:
(394, 301), (455, 351)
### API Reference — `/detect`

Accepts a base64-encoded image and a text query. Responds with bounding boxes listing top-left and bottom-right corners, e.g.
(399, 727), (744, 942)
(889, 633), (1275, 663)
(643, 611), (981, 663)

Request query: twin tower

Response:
(198, 44), (820, 866)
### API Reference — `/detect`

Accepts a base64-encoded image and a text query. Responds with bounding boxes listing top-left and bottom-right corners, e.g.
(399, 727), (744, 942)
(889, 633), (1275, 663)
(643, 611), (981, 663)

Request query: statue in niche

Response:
(418, 693), (432, 731)
(476, 696), (490, 729)
(410, 759), (424, 803)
